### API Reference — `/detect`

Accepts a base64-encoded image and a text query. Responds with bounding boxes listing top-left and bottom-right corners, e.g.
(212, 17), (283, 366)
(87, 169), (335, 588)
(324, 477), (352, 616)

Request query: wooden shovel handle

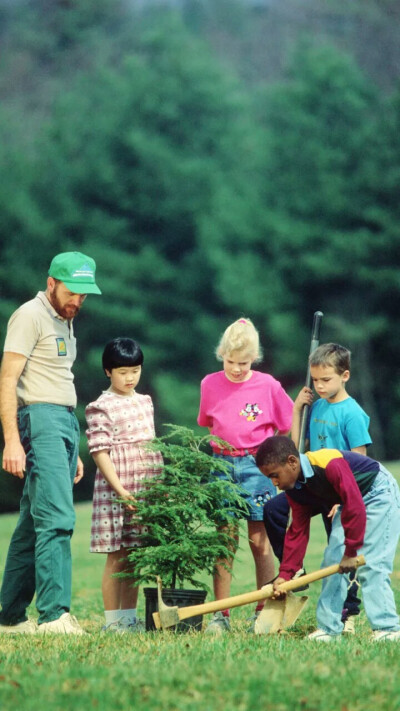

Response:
(277, 554), (365, 593)
(171, 555), (366, 623)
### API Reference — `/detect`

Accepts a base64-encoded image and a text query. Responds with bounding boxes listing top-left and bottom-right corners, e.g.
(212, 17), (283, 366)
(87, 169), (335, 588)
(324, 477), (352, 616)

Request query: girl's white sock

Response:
(104, 608), (137, 626)
(104, 609), (122, 626)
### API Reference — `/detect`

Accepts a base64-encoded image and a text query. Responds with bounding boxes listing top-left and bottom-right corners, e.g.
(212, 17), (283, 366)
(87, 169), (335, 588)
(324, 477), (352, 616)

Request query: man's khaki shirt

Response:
(4, 291), (77, 408)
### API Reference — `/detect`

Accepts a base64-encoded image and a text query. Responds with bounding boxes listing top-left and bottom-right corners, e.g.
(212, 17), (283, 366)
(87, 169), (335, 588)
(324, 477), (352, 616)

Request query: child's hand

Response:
(293, 387), (314, 411)
(120, 488), (137, 512)
(327, 504), (340, 519)
(338, 555), (359, 573)
(272, 577), (287, 599)
(74, 456), (84, 484)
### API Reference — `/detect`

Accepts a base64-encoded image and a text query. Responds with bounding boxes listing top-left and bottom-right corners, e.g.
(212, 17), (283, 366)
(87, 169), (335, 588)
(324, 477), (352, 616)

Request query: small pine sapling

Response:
(122, 424), (249, 590)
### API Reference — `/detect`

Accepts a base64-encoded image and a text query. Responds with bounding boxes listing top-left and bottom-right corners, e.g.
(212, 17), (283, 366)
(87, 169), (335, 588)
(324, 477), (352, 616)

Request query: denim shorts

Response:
(212, 453), (276, 522)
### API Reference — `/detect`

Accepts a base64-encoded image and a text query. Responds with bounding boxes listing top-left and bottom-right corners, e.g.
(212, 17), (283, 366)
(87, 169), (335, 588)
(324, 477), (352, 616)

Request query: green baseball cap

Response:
(48, 251), (101, 295)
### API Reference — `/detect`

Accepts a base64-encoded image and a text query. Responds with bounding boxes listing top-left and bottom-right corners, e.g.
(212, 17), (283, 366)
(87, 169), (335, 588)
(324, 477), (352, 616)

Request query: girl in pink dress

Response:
(197, 318), (293, 633)
(85, 338), (162, 633)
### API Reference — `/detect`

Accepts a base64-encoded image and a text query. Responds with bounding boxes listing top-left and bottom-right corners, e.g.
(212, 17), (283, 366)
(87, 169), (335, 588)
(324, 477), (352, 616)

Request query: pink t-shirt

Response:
(197, 370), (293, 449)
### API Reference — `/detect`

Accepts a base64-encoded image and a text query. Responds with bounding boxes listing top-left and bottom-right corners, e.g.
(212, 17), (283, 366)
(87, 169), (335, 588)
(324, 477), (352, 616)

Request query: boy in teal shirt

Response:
(263, 343), (371, 633)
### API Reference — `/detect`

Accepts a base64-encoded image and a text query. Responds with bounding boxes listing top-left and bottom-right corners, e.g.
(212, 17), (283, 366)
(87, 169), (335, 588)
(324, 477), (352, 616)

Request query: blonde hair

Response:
(216, 318), (262, 363)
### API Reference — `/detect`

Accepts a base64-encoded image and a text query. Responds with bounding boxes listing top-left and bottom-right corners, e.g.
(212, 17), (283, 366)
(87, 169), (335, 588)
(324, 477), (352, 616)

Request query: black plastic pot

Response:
(144, 587), (207, 632)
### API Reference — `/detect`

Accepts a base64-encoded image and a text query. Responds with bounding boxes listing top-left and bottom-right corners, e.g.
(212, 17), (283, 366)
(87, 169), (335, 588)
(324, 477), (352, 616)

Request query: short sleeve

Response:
(141, 394), (157, 438)
(197, 378), (213, 428)
(85, 402), (113, 453)
(4, 306), (40, 358)
(343, 409), (372, 449)
(272, 381), (294, 433)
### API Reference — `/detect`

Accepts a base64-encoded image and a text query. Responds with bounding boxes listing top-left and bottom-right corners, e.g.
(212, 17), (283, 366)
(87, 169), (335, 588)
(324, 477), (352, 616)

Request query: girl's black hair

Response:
(102, 337), (144, 372)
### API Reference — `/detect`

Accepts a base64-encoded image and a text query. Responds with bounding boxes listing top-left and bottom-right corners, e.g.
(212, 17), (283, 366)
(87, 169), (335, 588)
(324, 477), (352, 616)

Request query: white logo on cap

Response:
(72, 263), (94, 278)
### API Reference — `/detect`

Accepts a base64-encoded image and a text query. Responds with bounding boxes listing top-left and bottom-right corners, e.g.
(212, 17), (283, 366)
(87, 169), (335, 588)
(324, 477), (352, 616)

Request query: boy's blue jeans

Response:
(316, 466), (400, 635)
(0, 404), (79, 625)
(264, 491), (361, 617)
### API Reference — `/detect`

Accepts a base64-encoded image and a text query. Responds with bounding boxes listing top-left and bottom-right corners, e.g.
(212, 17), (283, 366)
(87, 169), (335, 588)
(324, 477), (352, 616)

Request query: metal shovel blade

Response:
(254, 592), (309, 635)
(254, 597), (286, 634)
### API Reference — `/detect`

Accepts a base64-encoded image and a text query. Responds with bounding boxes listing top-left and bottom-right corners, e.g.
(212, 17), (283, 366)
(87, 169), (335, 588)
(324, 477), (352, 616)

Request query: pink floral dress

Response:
(85, 390), (163, 552)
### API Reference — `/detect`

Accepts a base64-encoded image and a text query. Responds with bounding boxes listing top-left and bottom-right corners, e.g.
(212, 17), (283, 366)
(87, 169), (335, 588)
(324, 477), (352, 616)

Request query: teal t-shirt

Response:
(307, 397), (372, 450)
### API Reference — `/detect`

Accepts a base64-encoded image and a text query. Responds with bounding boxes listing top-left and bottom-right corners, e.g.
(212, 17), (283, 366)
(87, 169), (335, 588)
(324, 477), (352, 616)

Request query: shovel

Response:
(254, 591), (309, 635)
(152, 555), (365, 631)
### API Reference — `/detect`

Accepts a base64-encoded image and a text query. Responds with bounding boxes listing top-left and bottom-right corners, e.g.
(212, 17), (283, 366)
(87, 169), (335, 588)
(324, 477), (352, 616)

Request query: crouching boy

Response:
(256, 436), (400, 642)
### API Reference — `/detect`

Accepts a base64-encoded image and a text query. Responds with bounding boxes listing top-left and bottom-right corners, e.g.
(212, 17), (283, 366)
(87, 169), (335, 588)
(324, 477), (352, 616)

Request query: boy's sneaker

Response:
(372, 629), (400, 642)
(38, 613), (86, 635)
(307, 628), (341, 642)
(102, 618), (145, 634)
(291, 567), (309, 592)
(204, 611), (230, 635)
(343, 616), (356, 634)
(0, 619), (37, 635)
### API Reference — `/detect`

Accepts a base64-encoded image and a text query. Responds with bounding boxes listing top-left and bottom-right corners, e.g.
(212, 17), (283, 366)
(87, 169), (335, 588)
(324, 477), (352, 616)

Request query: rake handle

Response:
(299, 310), (323, 453)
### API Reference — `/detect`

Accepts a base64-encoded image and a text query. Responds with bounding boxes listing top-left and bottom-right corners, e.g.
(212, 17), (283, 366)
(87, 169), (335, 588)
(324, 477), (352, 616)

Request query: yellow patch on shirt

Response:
(306, 449), (343, 468)
(56, 337), (67, 356)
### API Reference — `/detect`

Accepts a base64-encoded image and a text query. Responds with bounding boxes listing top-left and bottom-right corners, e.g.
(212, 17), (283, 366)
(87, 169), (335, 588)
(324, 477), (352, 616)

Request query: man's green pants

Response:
(0, 404), (79, 624)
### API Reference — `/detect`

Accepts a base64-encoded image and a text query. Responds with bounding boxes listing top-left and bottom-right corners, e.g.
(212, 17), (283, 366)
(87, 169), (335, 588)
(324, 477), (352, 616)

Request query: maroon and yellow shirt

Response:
(280, 449), (379, 580)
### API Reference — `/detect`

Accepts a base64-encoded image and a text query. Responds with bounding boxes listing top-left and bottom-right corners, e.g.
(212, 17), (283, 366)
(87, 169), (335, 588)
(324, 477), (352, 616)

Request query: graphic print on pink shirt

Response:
(198, 370), (293, 449)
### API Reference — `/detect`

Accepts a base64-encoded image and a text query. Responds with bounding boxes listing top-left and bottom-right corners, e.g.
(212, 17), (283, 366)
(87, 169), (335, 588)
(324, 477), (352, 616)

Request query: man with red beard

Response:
(0, 252), (101, 635)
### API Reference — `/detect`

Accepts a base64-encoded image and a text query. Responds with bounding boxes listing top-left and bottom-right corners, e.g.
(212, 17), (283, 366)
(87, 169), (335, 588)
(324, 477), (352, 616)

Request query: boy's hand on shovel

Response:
(272, 577), (288, 599)
(339, 554), (361, 574)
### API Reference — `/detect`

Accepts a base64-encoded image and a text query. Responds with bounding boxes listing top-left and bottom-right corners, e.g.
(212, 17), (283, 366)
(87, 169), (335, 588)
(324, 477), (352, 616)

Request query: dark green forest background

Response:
(1, 0), (400, 510)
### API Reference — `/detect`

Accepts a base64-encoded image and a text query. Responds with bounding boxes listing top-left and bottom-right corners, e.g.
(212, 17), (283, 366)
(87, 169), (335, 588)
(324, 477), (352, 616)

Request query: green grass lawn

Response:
(1, 464), (400, 710)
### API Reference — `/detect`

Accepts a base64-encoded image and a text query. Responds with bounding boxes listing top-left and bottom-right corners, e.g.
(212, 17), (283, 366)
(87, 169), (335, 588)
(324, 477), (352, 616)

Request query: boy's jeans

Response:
(317, 467), (400, 635)
(0, 404), (79, 625)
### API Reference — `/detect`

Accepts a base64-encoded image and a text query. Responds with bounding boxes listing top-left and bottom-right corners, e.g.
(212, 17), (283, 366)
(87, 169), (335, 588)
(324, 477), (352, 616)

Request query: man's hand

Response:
(0, 352), (28, 479)
(272, 576), (287, 599)
(338, 555), (359, 574)
(74, 456), (84, 484)
(2, 440), (26, 479)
